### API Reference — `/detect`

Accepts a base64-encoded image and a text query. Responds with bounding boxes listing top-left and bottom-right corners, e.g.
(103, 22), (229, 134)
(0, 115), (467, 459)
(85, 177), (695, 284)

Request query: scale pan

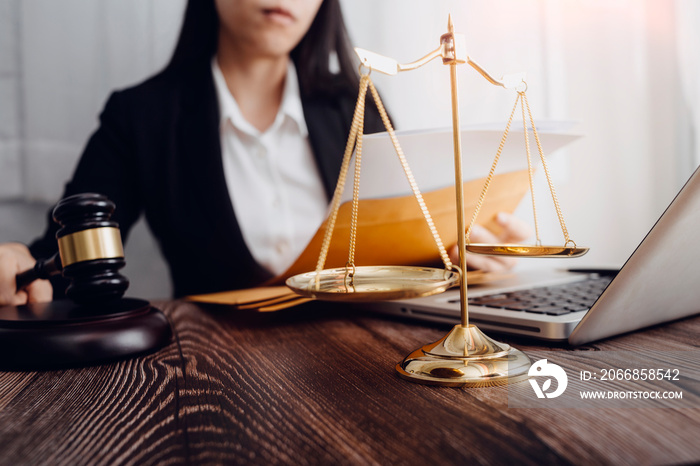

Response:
(465, 243), (589, 258)
(286, 266), (459, 302)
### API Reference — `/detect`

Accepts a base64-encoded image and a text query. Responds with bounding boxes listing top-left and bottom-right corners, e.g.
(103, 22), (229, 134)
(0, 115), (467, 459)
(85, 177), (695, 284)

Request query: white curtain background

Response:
(677, 0), (700, 168)
(0, 0), (186, 200)
(1, 0), (698, 269)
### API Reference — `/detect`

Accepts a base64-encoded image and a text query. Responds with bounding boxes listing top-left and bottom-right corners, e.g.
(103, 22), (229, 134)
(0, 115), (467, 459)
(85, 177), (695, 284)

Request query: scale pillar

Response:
(396, 16), (532, 387)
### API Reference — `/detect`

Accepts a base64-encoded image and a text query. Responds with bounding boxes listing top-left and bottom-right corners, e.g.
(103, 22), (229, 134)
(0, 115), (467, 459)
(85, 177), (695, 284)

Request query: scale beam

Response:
(354, 44), (526, 90)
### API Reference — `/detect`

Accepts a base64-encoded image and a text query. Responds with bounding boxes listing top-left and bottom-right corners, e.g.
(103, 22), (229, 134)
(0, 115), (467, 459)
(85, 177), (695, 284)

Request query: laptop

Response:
(361, 164), (700, 345)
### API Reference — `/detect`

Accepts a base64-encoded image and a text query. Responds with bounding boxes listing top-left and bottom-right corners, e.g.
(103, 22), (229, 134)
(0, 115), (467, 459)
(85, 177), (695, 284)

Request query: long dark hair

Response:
(167, 0), (359, 97)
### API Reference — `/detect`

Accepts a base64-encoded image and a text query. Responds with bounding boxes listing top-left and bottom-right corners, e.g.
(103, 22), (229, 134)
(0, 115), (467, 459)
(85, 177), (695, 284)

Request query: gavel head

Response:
(53, 193), (129, 305)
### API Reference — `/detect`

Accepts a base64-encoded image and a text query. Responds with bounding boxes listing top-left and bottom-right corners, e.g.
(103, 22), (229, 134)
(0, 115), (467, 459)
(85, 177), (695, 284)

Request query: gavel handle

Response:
(15, 254), (61, 292)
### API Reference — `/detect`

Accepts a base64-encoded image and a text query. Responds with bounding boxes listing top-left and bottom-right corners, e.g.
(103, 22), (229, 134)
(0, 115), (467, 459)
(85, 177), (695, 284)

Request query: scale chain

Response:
(466, 90), (574, 247)
(521, 92), (542, 245)
(314, 75), (371, 278)
(347, 81), (367, 270)
(314, 71), (454, 283)
(522, 92), (571, 244)
(466, 93), (521, 241)
(367, 80), (453, 271)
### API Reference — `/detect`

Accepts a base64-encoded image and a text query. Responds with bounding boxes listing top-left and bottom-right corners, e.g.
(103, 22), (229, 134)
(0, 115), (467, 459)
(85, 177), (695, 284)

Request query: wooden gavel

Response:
(16, 193), (129, 305)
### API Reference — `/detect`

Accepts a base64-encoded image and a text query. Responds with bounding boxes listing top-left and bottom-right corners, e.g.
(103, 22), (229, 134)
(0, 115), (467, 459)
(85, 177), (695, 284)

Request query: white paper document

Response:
(342, 121), (582, 202)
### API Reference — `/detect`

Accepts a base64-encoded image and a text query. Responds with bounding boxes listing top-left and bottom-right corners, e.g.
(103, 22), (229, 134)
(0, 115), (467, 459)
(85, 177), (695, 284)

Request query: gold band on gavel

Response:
(57, 227), (124, 267)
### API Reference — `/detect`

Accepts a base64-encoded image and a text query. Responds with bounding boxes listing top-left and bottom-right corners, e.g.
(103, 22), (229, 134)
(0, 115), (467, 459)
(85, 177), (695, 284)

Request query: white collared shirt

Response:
(212, 59), (328, 276)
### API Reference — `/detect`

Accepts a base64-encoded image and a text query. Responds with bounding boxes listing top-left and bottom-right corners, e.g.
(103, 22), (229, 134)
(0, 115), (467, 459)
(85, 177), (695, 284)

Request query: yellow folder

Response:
(271, 169), (530, 283)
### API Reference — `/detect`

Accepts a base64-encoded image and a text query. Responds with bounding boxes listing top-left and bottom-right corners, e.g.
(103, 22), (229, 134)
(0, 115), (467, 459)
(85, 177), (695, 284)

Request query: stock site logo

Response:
(528, 359), (568, 399)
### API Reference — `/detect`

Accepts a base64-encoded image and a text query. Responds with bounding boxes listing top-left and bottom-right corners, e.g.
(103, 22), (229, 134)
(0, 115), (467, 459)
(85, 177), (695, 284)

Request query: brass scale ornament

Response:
(287, 16), (588, 387)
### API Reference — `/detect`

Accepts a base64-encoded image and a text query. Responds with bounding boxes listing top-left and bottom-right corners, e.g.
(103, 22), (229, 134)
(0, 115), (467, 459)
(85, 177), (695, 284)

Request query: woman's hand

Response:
(0, 243), (53, 306)
(449, 213), (531, 273)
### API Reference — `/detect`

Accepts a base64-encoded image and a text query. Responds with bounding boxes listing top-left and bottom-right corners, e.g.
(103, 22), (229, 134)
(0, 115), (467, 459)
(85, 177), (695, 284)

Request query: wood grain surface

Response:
(1, 300), (699, 465)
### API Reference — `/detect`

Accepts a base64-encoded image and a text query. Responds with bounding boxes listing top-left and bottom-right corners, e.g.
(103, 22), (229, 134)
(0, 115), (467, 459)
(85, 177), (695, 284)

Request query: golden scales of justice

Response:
(287, 16), (588, 387)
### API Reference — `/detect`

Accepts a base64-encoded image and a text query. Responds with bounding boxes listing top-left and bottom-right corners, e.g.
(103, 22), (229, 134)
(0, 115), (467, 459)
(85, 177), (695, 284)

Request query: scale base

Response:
(0, 298), (172, 371)
(396, 324), (531, 387)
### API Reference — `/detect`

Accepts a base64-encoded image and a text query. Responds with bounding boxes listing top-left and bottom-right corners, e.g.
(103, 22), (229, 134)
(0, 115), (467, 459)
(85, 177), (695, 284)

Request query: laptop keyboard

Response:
(455, 276), (614, 316)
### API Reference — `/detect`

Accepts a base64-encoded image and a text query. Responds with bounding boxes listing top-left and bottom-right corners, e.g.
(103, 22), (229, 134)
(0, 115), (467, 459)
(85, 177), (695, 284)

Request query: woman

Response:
(0, 0), (527, 306)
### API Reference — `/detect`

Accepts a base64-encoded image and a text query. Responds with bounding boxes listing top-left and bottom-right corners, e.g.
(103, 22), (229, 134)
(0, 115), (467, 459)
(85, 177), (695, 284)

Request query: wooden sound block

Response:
(0, 298), (172, 371)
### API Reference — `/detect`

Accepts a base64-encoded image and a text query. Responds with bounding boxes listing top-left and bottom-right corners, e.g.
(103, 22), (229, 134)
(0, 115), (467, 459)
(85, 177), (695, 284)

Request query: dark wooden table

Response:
(1, 299), (699, 465)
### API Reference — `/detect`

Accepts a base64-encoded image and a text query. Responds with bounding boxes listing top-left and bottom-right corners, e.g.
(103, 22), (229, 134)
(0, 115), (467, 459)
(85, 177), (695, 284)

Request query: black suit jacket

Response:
(30, 61), (384, 298)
